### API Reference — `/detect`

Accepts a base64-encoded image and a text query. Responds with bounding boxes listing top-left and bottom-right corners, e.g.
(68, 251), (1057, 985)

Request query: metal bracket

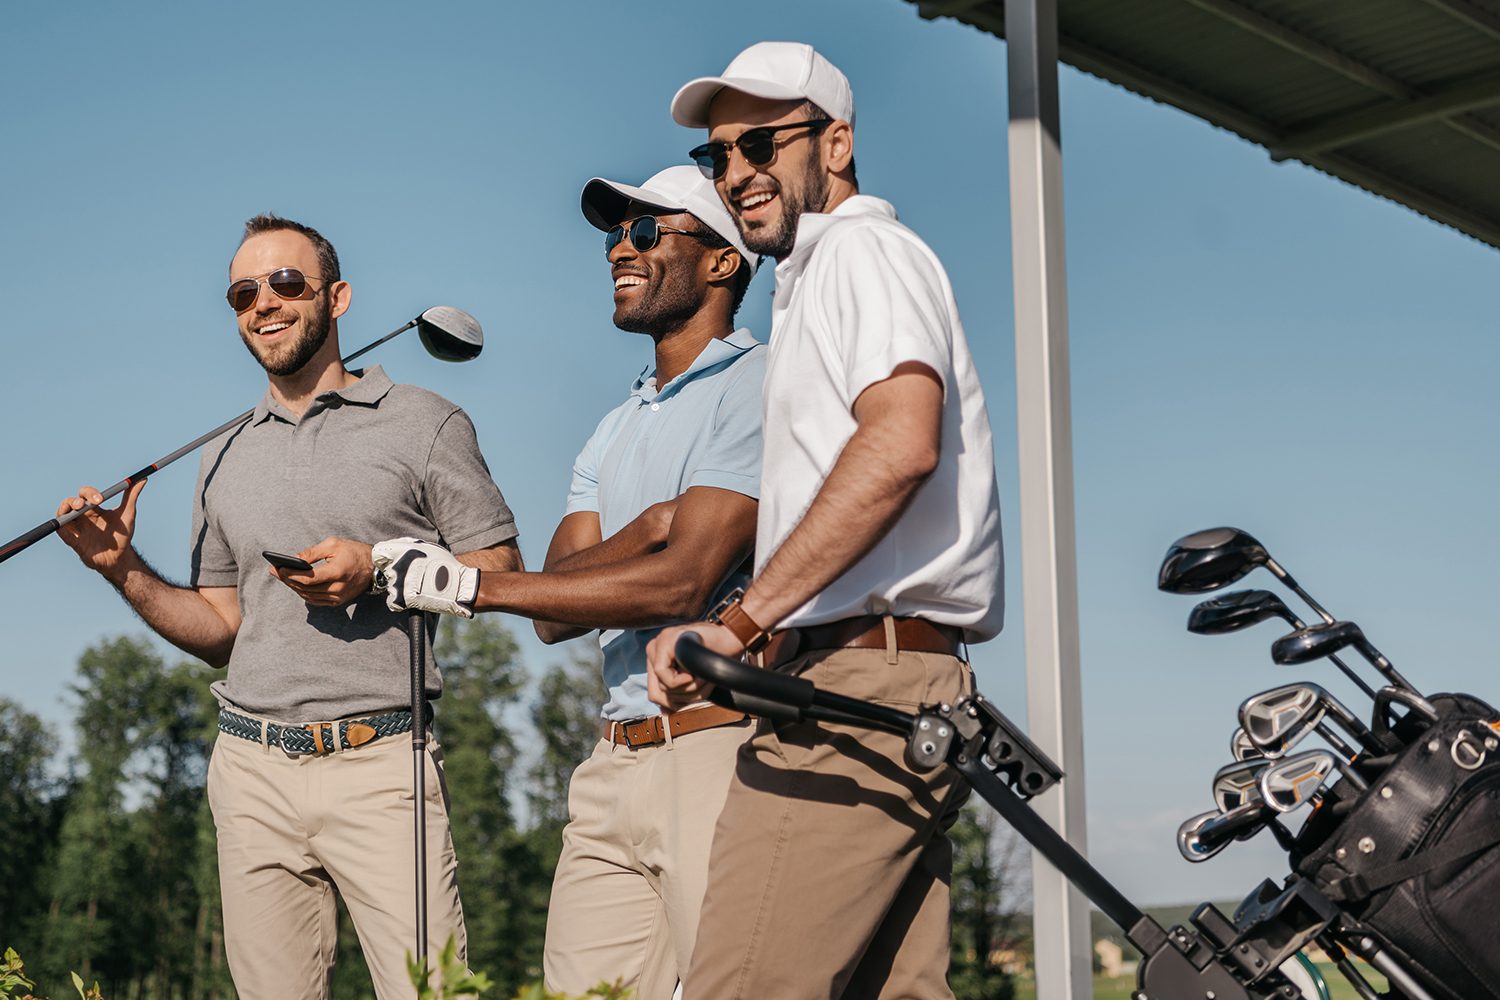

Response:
(903, 693), (1063, 799)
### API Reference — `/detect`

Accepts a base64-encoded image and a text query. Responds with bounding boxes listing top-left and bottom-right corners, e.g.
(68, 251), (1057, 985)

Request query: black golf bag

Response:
(1292, 693), (1500, 999)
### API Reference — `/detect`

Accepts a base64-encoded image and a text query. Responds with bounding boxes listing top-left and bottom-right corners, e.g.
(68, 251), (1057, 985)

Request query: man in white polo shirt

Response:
(372, 167), (764, 1000)
(643, 42), (1004, 999)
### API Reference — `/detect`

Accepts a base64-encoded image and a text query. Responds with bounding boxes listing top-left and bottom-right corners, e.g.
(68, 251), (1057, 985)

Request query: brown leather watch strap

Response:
(716, 597), (772, 653)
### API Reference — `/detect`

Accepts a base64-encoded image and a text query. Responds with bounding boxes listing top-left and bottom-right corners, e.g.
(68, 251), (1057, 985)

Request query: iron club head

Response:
(1258, 750), (1337, 813)
(1158, 527), (1271, 594)
(1230, 727), (1263, 761)
(416, 306), (484, 362)
(1187, 589), (1293, 635)
(1239, 683), (1327, 756)
(1212, 758), (1269, 814)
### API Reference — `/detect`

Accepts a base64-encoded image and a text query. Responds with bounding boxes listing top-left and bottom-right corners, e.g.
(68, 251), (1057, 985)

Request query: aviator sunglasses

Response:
(689, 118), (833, 180)
(225, 267), (330, 313)
(604, 216), (720, 256)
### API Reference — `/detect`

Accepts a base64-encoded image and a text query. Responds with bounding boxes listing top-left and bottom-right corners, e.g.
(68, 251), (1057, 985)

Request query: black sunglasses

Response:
(604, 216), (720, 256)
(225, 267), (330, 313)
(689, 118), (833, 180)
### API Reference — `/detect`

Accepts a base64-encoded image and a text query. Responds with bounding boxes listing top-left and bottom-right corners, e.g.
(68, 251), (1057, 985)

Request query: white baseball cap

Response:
(580, 165), (756, 270)
(671, 41), (855, 130)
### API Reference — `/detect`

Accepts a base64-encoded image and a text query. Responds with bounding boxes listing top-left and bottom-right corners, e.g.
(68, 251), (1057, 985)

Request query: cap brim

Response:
(670, 75), (808, 128)
(579, 178), (687, 231)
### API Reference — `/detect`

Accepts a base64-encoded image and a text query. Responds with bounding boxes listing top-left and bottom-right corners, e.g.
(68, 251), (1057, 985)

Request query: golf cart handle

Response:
(674, 632), (816, 723)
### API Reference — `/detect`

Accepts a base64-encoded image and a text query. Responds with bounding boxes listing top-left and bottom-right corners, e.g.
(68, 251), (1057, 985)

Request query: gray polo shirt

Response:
(190, 365), (517, 722)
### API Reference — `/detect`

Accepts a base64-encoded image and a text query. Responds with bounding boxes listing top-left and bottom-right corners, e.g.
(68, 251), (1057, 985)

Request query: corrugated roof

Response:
(909, 0), (1500, 250)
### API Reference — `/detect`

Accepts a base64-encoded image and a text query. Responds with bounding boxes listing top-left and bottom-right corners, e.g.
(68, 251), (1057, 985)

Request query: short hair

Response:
(239, 213), (341, 282)
(691, 226), (756, 319)
(800, 100), (857, 187)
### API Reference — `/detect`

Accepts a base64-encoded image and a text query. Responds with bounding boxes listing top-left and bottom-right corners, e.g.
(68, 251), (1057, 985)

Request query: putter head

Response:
(1158, 527), (1270, 594)
(1258, 750), (1336, 813)
(1239, 683), (1328, 756)
(1212, 758), (1269, 813)
(416, 306), (484, 362)
(1230, 727), (1264, 762)
(1177, 810), (1231, 863)
(1187, 589), (1291, 635)
(1271, 620), (1363, 666)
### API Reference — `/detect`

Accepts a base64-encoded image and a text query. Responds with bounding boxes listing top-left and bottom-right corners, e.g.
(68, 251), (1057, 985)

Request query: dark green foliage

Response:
(949, 801), (1026, 1000)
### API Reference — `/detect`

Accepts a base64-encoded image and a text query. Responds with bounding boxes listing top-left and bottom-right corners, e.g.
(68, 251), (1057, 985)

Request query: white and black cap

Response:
(580, 165), (755, 270)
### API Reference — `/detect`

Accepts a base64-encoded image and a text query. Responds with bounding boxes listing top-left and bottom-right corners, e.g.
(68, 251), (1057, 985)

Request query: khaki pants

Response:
(543, 719), (753, 1000)
(207, 729), (466, 1000)
(682, 648), (973, 1000)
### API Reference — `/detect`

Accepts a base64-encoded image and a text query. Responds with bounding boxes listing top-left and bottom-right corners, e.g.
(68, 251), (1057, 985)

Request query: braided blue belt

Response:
(217, 706), (421, 755)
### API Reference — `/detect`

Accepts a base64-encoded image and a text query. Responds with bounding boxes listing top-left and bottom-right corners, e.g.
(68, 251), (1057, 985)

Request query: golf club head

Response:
(1239, 683), (1327, 756)
(416, 306), (484, 362)
(1258, 750), (1336, 813)
(1158, 527), (1270, 594)
(1230, 727), (1264, 761)
(1212, 759), (1268, 814)
(1271, 620), (1363, 666)
(1177, 810), (1231, 863)
(1187, 589), (1291, 635)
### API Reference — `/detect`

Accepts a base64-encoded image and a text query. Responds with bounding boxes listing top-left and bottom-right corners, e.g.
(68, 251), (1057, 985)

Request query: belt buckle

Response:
(303, 721), (337, 755)
(622, 718), (662, 749)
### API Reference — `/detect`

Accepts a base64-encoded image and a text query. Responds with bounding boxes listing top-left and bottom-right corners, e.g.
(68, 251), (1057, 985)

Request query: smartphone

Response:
(263, 550), (315, 572)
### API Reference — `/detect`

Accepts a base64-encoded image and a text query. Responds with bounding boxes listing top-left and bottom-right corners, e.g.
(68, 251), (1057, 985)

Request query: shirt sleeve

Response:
(564, 421), (604, 516)
(422, 409), (519, 552)
(189, 437), (239, 588)
(824, 224), (954, 405)
(687, 350), (765, 500)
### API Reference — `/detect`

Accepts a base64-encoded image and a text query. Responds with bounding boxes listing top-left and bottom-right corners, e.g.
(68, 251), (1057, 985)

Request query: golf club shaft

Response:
(408, 609), (429, 971)
(0, 318), (419, 567)
(1283, 603), (1376, 698)
(1264, 557), (1337, 624)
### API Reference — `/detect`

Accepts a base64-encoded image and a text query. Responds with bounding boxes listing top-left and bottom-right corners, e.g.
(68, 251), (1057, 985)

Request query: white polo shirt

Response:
(758, 195), (1004, 643)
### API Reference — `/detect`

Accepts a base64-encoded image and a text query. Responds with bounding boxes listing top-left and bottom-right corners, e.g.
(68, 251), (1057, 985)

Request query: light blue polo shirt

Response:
(566, 328), (766, 721)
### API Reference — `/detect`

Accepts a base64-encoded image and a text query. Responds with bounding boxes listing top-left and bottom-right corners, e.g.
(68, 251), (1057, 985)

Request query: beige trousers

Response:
(207, 729), (466, 1000)
(543, 718), (753, 1000)
(682, 647), (973, 1000)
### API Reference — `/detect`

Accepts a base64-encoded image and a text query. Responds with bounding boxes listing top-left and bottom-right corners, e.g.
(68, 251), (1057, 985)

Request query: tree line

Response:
(0, 620), (1025, 998)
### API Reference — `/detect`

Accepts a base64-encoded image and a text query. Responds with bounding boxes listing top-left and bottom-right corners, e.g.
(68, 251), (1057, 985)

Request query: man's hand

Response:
(646, 621), (743, 711)
(372, 538), (478, 618)
(56, 480), (147, 584)
(269, 537), (374, 607)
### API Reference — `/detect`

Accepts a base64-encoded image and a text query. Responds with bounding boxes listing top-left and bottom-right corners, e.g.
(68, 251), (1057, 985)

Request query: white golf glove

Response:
(371, 537), (478, 619)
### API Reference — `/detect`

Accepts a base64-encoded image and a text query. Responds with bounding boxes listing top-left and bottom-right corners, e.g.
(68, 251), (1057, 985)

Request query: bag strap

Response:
(1326, 819), (1500, 902)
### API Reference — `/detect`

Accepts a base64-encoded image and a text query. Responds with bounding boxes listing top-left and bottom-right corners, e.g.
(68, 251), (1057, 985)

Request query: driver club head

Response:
(1187, 589), (1292, 635)
(1258, 750), (1336, 813)
(1239, 684), (1327, 756)
(416, 306), (484, 362)
(1271, 620), (1363, 666)
(1158, 527), (1270, 594)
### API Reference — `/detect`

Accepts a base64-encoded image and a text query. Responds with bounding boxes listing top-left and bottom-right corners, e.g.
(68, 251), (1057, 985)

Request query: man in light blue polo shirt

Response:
(373, 166), (763, 1000)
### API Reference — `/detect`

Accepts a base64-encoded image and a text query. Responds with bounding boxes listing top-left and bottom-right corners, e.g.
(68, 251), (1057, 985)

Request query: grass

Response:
(1012, 963), (1385, 999)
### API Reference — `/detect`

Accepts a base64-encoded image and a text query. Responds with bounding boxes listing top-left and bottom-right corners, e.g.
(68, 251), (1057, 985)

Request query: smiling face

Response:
(707, 93), (835, 260)
(229, 230), (348, 377)
(608, 208), (718, 336)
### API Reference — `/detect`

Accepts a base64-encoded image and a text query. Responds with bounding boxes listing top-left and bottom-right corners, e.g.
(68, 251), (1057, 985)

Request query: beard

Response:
(613, 260), (702, 337)
(738, 142), (829, 259)
(240, 292), (332, 377)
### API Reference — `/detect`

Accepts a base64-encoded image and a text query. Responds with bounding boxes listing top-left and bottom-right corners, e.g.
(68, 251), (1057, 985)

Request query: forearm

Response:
(107, 551), (237, 666)
(476, 554), (715, 631)
(742, 428), (932, 629)
(456, 538), (523, 573)
(547, 521), (660, 572)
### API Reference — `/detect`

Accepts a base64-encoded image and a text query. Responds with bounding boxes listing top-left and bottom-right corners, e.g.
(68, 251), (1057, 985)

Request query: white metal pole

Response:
(1004, 0), (1094, 996)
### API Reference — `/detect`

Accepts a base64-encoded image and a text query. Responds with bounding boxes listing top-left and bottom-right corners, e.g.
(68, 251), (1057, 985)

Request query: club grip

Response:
(674, 633), (816, 711)
(0, 519), (62, 565)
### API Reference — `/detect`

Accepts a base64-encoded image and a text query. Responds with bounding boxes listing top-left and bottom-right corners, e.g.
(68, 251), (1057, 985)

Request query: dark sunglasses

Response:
(604, 216), (719, 256)
(689, 118), (833, 180)
(225, 267), (329, 313)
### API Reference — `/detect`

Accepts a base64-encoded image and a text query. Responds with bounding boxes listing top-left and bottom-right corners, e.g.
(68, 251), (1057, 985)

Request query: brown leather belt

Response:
(769, 615), (963, 667)
(602, 703), (749, 749)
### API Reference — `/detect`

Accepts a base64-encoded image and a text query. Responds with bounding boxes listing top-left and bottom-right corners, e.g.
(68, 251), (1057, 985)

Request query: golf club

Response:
(1271, 620), (1420, 698)
(1188, 589), (1377, 700)
(1177, 799), (1272, 862)
(1258, 750), (1339, 812)
(407, 609), (430, 976)
(1238, 682), (1381, 759)
(1372, 685), (1440, 747)
(0, 306), (484, 567)
(1230, 726), (1263, 761)
(1212, 758), (1298, 850)
(1158, 528), (1336, 625)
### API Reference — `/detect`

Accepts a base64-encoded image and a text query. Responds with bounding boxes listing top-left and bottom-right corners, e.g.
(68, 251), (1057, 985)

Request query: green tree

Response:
(949, 801), (1026, 1000)
(0, 700), (58, 953)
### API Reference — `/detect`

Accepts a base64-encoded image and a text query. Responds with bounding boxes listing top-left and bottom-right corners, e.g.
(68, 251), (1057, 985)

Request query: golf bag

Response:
(1292, 692), (1500, 1000)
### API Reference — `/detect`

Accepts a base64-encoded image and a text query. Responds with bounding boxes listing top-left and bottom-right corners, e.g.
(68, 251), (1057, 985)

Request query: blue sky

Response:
(2, 1), (1496, 907)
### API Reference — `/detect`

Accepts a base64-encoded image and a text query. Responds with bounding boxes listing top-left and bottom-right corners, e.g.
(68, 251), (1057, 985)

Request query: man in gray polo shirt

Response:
(55, 213), (521, 1000)
(371, 167), (763, 1000)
